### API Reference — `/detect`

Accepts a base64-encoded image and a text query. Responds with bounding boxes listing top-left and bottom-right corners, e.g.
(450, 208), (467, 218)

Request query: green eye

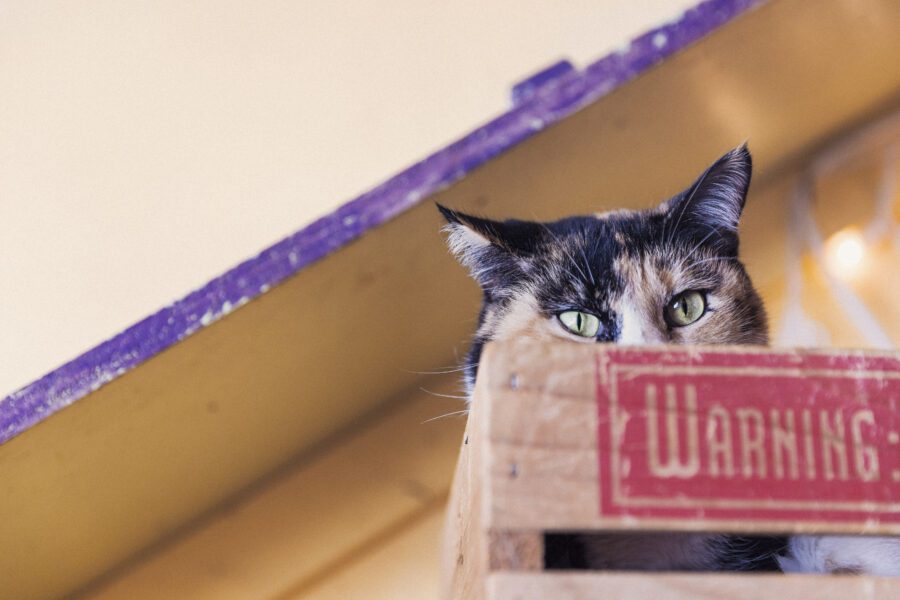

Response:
(558, 311), (601, 338)
(664, 290), (707, 327)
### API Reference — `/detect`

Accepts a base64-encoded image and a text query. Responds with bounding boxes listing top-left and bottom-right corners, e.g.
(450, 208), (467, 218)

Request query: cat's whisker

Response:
(401, 361), (480, 376)
(576, 237), (597, 286)
(686, 256), (729, 268)
(402, 365), (472, 375)
(421, 409), (470, 424)
(670, 228), (721, 275)
(418, 387), (469, 400)
(665, 162), (713, 247)
(688, 228), (720, 257)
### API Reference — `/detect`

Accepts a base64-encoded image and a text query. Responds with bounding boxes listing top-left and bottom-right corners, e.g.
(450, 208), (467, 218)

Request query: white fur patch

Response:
(491, 292), (545, 341)
(779, 535), (900, 576)
(618, 302), (648, 345)
(443, 222), (500, 285)
(444, 222), (491, 259)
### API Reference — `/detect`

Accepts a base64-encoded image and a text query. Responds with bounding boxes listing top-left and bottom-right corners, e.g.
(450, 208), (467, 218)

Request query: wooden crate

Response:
(443, 340), (900, 598)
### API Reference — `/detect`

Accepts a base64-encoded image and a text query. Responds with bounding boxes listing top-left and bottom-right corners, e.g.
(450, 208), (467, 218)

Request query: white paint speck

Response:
(259, 284), (270, 293)
(653, 33), (668, 49)
(221, 300), (233, 314)
(200, 311), (214, 326)
(289, 251), (299, 266)
(342, 215), (356, 226)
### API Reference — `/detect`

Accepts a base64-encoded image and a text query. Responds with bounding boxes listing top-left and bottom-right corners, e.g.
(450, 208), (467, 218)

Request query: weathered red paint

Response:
(595, 346), (900, 528)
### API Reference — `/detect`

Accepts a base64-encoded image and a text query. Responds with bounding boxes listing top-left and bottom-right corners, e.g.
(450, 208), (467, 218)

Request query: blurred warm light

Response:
(825, 227), (866, 278)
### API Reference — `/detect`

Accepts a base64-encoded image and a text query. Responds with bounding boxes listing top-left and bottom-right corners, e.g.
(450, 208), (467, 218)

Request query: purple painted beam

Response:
(511, 60), (576, 106)
(0, 0), (765, 445)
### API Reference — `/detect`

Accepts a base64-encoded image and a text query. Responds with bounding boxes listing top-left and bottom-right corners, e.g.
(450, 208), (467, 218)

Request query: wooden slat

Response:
(486, 531), (543, 572)
(487, 573), (900, 599)
(442, 376), (489, 600)
(488, 441), (598, 530)
(488, 391), (596, 447)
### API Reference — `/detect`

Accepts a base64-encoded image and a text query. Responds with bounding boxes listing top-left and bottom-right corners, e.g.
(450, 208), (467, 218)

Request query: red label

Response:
(595, 347), (900, 527)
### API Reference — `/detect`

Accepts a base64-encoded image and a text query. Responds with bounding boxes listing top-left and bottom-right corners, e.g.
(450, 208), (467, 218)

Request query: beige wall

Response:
(0, 0), (697, 398)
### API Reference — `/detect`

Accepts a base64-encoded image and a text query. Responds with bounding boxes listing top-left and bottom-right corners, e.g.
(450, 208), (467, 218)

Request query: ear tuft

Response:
(436, 203), (543, 290)
(436, 203), (494, 264)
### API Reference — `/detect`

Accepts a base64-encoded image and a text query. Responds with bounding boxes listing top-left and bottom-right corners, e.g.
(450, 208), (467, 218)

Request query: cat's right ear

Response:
(437, 204), (539, 289)
(662, 144), (752, 257)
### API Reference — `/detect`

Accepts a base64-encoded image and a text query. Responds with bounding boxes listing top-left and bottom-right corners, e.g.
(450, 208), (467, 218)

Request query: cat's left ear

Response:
(663, 144), (752, 256)
(437, 205), (542, 253)
(437, 204), (542, 289)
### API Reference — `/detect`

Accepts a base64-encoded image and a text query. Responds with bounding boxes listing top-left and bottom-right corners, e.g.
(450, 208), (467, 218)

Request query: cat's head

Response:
(439, 145), (767, 390)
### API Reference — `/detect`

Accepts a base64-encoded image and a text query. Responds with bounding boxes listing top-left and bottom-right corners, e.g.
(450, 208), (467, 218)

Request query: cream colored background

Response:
(0, 1), (696, 398)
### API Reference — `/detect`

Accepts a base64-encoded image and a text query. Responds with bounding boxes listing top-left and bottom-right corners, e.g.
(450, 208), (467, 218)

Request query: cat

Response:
(438, 144), (900, 575)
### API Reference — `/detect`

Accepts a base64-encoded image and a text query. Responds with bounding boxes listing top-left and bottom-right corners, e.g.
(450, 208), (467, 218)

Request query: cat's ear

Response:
(663, 144), (752, 256)
(437, 204), (541, 288)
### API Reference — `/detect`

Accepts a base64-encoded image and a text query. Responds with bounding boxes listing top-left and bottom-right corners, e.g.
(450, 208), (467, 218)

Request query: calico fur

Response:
(440, 145), (765, 394)
(439, 145), (900, 575)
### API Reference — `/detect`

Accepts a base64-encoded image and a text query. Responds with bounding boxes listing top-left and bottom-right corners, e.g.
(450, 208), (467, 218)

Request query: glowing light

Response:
(825, 227), (866, 277)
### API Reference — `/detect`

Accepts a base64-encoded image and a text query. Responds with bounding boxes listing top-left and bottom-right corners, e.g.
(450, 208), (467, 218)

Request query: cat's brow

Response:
(670, 227), (722, 276)
(575, 234), (597, 286)
(538, 223), (594, 286)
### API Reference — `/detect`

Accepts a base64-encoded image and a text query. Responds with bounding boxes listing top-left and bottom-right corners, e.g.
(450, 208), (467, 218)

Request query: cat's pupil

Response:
(664, 291), (706, 328)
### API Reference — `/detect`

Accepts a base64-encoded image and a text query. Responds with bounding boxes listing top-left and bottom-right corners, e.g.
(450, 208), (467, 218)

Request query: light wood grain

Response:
(442, 375), (489, 600)
(487, 531), (543, 572)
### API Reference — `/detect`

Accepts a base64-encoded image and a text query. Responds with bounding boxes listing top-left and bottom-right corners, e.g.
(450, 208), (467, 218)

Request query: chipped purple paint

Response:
(511, 60), (576, 106)
(0, 0), (766, 445)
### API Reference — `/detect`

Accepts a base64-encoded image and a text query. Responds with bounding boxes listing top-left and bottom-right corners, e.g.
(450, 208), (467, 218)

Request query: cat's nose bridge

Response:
(613, 300), (663, 345)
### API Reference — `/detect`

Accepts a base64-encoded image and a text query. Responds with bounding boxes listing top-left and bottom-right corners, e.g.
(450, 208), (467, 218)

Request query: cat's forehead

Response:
(541, 208), (666, 259)
(532, 208), (724, 302)
(529, 213), (645, 306)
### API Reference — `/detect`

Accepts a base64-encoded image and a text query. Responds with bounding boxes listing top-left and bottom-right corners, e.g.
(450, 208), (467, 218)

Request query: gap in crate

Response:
(544, 532), (789, 572)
